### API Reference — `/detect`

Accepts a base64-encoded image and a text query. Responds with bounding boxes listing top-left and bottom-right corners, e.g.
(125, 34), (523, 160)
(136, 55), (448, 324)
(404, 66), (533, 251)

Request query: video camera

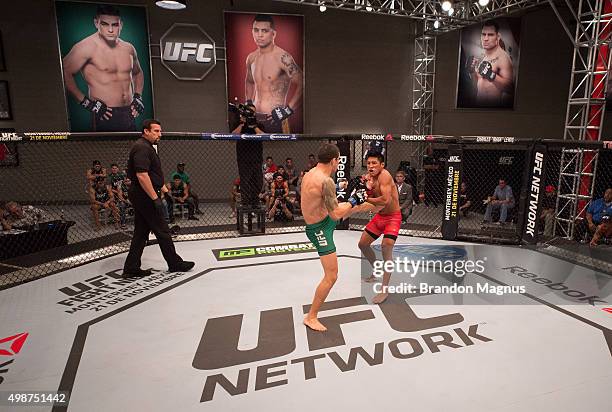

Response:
(228, 99), (258, 128)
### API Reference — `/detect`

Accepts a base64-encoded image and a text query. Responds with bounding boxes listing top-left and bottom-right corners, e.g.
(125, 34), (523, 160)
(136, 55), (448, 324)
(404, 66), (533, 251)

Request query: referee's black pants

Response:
(124, 189), (182, 271)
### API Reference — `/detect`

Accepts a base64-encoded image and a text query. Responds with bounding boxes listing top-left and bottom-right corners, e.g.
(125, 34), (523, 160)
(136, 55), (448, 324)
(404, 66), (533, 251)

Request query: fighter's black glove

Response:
(345, 176), (366, 200)
(478, 60), (496, 82)
(153, 197), (165, 217)
(80, 97), (109, 120)
(271, 106), (294, 123)
(348, 188), (367, 207)
(131, 93), (145, 116)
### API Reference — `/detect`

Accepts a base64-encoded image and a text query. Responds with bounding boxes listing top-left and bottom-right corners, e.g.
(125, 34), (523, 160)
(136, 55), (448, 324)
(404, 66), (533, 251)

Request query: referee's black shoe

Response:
(122, 268), (152, 278)
(168, 261), (195, 273)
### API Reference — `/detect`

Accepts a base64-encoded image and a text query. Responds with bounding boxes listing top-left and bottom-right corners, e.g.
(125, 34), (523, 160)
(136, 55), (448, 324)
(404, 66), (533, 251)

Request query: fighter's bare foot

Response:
(364, 275), (377, 283)
(303, 316), (327, 332)
(372, 292), (389, 304)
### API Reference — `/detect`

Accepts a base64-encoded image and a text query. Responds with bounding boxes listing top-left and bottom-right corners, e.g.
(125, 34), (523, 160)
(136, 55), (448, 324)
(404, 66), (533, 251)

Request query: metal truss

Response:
(411, 30), (436, 135)
(551, 0), (610, 240)
(272, 0), (545, 32)
(554, 147), (599, 239)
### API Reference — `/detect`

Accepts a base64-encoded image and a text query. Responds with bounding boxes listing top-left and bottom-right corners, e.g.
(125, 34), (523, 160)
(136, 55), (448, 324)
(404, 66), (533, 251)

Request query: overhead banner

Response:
(225, 12), (304, 134)
(457, 18), (521, 109)
(442, 145), (462, 240)
(56, 1), (154, 132)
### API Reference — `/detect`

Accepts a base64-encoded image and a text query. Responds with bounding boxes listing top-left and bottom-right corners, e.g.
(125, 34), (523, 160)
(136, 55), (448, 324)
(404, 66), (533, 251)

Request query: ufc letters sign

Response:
(160, 23), (217, 81)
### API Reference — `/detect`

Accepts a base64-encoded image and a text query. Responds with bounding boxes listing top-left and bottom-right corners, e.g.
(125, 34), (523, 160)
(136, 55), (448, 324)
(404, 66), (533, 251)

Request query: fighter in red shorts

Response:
(359, 151), (402, 304)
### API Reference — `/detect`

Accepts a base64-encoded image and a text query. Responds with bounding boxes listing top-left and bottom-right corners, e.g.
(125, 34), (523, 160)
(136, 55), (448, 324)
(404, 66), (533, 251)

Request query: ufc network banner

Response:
(442, 145), (463, 240)
(522, 145), (547, 244)
(335, 140), (351, 230)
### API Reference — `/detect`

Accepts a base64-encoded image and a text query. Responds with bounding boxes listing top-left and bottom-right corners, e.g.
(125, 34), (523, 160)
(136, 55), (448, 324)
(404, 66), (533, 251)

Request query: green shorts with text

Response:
(305, 215), (337, 256)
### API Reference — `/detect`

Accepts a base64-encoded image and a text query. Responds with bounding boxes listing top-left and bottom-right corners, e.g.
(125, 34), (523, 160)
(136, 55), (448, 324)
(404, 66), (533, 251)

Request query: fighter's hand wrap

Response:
(131, 93), (145, 116)
(153, 197), (165, 217)
(80, 97), (108, 120)
(271, 106), (294, 123)
(348, 188), (367, 207)
(478, 60), (496, 82)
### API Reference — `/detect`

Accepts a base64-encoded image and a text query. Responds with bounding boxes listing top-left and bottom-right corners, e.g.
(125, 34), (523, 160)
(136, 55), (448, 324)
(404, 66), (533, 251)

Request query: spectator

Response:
(285, 157), (299, 188)
(230, 177), (241, 218)
(268, 192), (294, 222)
(171, 162), (202, 215)
(395, 170), (413, 223)
(115, 177), (132, 229)
(540, 185), (557, 237)
(259, 173), (274, 208)
(576, 187), (612, 245)
(459, 182), (472, 217)
(306, 153), (317, 171)
(108, 163), (126, 191)
(86, 160), (106, 189)
(1, 201), (49, 231)
(263, 156), (277, 174)
(483, 178), (515, 225)
(275, 165), (290, 181)
(166, 175), (198, 221)
(269, 173), (289, 213)
(89, 177), (120, 230)
(287, 190), (300, 216)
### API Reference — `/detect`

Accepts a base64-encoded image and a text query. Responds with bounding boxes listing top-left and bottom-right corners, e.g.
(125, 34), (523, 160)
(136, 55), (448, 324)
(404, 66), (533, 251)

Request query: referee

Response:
(123, 119), (194, 277)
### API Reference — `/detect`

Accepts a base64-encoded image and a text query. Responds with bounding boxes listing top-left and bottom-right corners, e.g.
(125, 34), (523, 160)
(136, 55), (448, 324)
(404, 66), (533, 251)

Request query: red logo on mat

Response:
(603, 308), (612, 314)
(0, 333), (29, 356)
(385, 134), (393, 141)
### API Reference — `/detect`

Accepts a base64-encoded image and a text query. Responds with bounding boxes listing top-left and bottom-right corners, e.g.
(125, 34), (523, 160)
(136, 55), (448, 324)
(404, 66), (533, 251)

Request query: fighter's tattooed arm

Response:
(281, 53), (301, 78)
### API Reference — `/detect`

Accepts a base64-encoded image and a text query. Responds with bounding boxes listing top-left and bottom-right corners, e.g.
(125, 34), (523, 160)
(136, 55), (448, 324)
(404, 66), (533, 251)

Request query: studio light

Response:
(366, 1), (373, 12)
(448, 7), (454, 15)
(478, 0), (490, 6)
(441, 1), (452, 11)
(156, 0), (186, 10)
(433, 20), (441, 29)
(319, 3), (327, 12)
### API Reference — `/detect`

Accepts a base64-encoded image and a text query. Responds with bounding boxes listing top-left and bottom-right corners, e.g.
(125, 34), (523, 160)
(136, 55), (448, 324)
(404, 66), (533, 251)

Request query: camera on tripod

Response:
(229, 99), (258, 129)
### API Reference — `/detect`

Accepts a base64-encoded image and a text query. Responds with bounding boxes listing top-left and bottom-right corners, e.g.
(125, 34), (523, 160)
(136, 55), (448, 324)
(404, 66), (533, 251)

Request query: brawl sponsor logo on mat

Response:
(213, 242), (316, 261)
(193, 297), (491, 402)
(56, 270), (188, 315)
(0, 332), (28, 385)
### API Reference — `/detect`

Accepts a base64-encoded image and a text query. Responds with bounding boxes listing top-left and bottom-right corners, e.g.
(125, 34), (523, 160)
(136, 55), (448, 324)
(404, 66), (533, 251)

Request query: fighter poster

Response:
(225, 12), (304, 134)
(56, 1), (154, 132)
(457, 18), (521, 109)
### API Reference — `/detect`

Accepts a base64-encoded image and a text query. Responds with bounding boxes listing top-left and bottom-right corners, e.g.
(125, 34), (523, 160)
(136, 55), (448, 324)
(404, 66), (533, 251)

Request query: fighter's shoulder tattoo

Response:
(489, 56), (500, 64)
(280, 53), (300, 77)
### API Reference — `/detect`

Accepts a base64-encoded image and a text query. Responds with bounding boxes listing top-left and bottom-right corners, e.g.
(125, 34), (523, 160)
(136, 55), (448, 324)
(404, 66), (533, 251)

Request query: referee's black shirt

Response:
(127, 137), (164, 192)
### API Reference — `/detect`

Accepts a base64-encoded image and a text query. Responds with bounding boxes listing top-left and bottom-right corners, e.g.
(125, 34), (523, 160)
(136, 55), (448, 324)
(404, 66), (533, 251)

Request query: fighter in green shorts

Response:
(300, 143), (370, 332)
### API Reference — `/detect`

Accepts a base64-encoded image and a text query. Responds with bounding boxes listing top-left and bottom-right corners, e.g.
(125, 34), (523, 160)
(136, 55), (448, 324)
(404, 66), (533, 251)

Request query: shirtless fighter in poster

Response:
(245, 14), (303, 133)
(467, 20), (514, 107)
(63, 5), (145, 132)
